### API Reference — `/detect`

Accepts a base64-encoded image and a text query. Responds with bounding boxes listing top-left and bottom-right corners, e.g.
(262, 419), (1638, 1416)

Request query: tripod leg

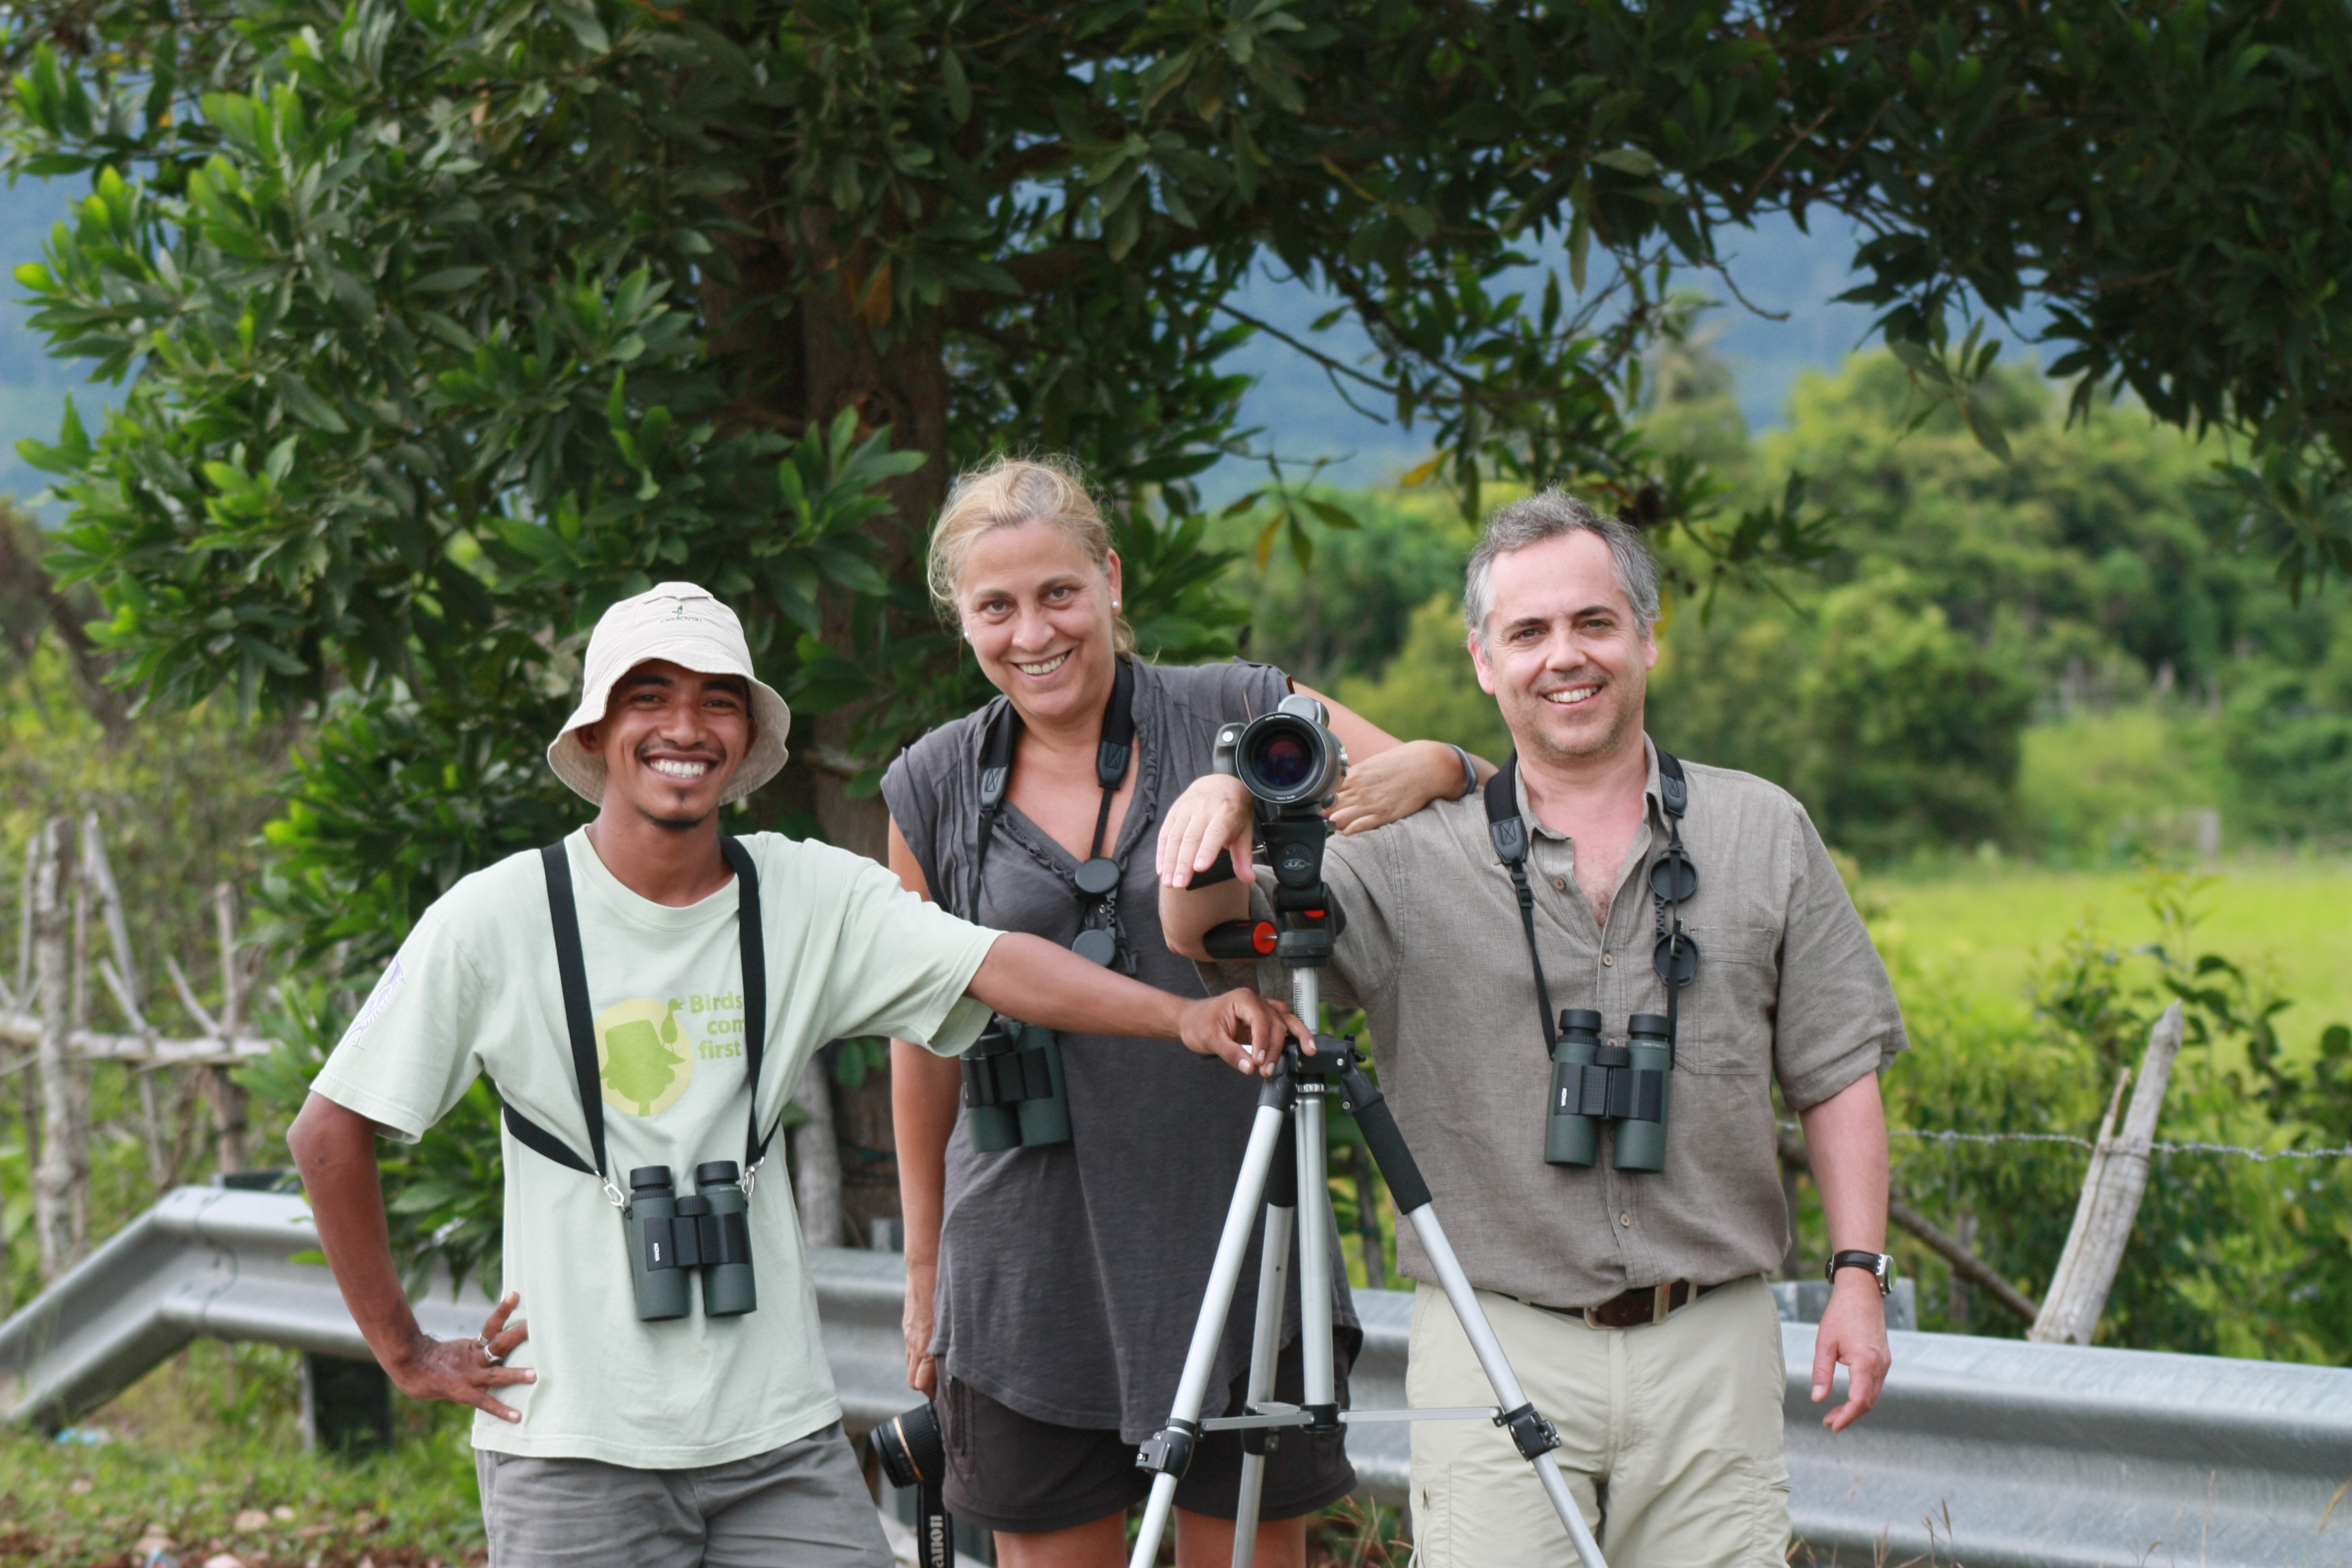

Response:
(1340, 1062), (1610, 1568)
(1131, 1091), (1294, 1568)
(1228, 1121), (1295, 1568)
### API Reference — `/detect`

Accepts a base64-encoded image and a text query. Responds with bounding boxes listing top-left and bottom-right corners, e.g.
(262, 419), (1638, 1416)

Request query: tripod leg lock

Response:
(1136, 1419), (1202, 1479)
(1302, 1401), (1341, 1434)
(1240, 1420), (1280, 1457)
(1494, 1402), (1561, 1461)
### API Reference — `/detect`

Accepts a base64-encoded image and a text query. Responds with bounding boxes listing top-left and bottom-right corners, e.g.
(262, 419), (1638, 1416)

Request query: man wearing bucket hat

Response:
(288, 582), (1307, 1568)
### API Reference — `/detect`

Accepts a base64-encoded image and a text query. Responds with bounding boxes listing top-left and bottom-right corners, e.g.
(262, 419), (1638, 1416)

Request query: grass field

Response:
(1867, 854), (2352, 1053)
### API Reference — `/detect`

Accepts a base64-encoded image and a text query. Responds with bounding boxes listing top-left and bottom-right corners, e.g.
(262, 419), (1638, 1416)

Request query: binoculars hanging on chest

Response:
(1545, 1010), (1672, 1173)
(961, 1015), (1072, 1153)
(628, 1162), (756, 1320)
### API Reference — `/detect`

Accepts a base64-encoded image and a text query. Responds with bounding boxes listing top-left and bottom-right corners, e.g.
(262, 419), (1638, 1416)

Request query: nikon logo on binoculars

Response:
(595, 991), (747, 1116)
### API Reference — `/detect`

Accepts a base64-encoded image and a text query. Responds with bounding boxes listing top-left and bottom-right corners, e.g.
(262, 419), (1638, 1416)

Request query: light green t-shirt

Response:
(313, 828), (998, 1468)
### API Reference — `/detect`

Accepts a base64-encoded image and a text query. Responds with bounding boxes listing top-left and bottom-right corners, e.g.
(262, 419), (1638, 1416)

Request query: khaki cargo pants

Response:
(1407, 1275), (1791, 1568)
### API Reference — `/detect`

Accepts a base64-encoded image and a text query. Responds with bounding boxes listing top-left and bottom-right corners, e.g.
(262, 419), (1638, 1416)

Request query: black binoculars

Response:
(960, 1015), (1071, 1153)
(1545, 1011), (1672, 1172)
(627, 1161), (756, 1321)
(875, 1400), (955, 1568)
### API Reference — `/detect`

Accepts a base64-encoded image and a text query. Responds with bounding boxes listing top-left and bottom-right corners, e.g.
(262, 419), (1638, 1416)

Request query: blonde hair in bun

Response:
(928, 454), (1136, 655)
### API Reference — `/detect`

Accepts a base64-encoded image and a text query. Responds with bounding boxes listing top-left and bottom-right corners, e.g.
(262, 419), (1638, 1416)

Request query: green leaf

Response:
(276, 376), (349, 433)
(1593, 148), (1658, 176)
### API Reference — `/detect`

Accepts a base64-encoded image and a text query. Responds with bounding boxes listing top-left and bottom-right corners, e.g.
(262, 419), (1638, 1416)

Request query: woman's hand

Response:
(1177, 987), (1313, 1074)
(1157, 773), (1256, 888)
(384, 1291), (536, 1422)
(1328, 739), (1478, 835)
(903, 1259), (939, 1397)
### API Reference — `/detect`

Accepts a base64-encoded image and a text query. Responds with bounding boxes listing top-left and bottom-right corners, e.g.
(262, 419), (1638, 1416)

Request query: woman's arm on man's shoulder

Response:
(1292, 682), (1495, 836)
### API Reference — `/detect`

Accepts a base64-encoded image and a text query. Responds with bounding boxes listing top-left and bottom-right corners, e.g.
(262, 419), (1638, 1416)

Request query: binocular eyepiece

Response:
(1545, 1011), (1673, 1173)
(627, 1161), (756, 1321)
(1215, 694), (1347, 812)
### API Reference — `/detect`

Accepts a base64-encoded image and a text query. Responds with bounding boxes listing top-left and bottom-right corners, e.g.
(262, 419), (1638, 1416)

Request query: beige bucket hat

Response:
(546, 581), (792, 805)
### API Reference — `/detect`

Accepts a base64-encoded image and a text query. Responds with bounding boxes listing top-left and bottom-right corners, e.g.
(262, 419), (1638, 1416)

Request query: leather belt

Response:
(1520, 1279), (1727, 1329)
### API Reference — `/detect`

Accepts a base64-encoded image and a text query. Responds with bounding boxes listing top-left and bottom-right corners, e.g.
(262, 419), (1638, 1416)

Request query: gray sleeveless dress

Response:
(881, 657), (1360, 1441)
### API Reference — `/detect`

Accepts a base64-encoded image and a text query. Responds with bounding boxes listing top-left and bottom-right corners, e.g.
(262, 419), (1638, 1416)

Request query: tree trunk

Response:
(2030, 1003), (2185, 1346)
(790, 1049), (845, 1248)
(31, 818), (89, 1280)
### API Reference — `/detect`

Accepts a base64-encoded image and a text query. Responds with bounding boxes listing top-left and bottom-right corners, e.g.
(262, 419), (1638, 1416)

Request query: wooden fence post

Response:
(2030, 1002), (2187, 1346)
(204, 881), (253, 1175)
(81, 815), (172, 1190)
(31, 818), (91, 1281)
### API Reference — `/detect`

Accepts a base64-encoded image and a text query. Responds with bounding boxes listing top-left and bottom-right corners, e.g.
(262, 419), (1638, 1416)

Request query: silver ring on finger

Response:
(478, 1333), (503, 1366)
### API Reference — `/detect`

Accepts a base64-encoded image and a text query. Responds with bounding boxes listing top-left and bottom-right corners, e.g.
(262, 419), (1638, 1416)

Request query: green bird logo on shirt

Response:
(597, 997), (693, 1116)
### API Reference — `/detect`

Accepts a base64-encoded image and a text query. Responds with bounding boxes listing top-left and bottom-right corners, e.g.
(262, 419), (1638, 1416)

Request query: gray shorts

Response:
(475, 1422), (891, 1568)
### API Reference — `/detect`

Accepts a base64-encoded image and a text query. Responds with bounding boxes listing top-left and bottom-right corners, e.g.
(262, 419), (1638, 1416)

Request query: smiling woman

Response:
(880, 455), (1491, 1568)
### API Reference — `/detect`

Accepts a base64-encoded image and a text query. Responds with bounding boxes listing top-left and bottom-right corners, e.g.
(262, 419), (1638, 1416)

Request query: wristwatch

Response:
(1826, 1250), (1895, 1297)
(1449, 744), (1480, 799)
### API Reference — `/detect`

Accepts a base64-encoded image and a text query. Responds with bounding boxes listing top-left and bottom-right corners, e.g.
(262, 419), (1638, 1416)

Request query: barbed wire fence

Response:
(1786, 1124), (2352, 1163)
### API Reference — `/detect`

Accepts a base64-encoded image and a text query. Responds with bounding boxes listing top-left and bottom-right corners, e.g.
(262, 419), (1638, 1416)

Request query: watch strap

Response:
(1450, 744), (1479, 800)
(1827, 1249), (1892, 1297)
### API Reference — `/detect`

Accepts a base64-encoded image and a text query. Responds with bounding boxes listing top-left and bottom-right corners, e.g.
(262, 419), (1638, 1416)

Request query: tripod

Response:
(1126, 892), (1610, 1568)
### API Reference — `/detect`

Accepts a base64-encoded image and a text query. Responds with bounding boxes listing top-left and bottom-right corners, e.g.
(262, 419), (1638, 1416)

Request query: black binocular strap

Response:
(1483, 749), (1691, 1064)
(966, 656), (1137, 923)
(502, 839), (772, 1183)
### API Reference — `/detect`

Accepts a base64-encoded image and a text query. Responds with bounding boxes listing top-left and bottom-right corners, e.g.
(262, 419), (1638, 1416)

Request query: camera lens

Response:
(1252, 731), (1315, 791)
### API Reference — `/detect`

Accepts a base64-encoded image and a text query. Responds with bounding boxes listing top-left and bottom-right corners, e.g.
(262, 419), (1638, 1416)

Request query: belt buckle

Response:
(1651, 1282), (1672, 1326)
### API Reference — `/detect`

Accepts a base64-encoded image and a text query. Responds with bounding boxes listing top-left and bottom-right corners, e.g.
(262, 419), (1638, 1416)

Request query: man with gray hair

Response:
(1157, 492), (1901, 1566)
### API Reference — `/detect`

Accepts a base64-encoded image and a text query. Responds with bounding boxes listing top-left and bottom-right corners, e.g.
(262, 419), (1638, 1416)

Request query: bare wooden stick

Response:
(214, 881), (243, 1037)
(13, 839), (32, 1007)
(163, 952), (223, 1038)
(1777, 1126), (2042, 1326)
(80, 815), (142, 1020)
(31, 818), (90, 1281)
(0, 1011), (274, 1065)
(206, 881), (252, 1173)
(2030, 1003), (2186, 1345)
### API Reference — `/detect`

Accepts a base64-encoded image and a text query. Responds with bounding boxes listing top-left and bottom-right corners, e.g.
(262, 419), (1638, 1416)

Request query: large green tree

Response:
(3, 0), (2346, 1244)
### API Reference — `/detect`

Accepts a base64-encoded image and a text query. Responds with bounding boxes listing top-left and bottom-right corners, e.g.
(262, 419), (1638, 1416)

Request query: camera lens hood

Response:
(1233, 709), (1343, 808)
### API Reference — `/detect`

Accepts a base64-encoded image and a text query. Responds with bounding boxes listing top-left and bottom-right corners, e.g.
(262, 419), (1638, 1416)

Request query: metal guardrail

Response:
(6, 1190), (2348, 1568)
(0, 1186), (487, 1427)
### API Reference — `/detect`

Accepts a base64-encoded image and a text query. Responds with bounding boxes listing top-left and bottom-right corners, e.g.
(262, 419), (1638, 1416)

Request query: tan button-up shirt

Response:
(1243, 740), (1905, 1308)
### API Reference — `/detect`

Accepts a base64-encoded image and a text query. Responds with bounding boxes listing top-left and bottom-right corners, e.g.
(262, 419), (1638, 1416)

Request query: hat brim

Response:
(547, 678), (793, 807)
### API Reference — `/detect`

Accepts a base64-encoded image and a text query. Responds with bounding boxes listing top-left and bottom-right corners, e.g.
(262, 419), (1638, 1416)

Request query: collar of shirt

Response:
(1512, 736), (1668, 926)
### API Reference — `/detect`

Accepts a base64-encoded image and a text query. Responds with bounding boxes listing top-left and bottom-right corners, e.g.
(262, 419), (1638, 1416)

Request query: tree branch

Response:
(1778, 1126), (2041, 1326)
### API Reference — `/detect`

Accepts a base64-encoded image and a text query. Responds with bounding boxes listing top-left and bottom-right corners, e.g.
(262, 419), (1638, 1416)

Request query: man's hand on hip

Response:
(1810, 1273), (1890, 1431)
(386, 1289), (538, 1422)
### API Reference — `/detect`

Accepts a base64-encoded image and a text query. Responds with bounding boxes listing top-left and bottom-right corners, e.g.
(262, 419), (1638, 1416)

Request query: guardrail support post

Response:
(301, 1353), (394, 1455)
